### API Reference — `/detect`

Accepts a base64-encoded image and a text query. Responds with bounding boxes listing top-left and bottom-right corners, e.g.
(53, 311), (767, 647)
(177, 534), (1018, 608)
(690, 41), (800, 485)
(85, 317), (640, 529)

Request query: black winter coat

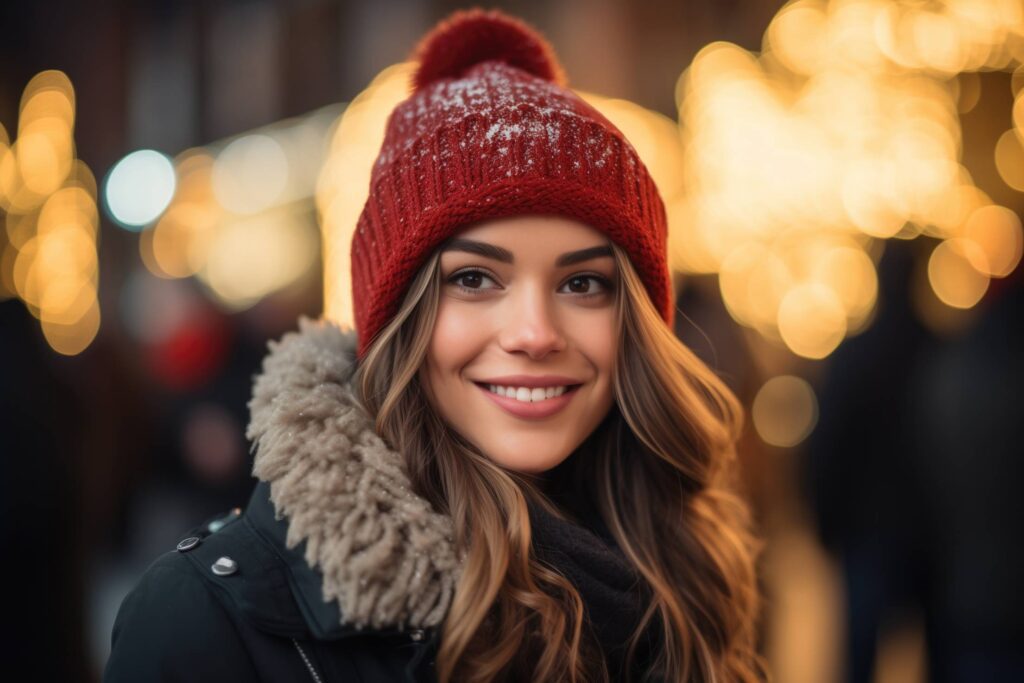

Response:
(106, 320), (460, 682)
(105, 481), (440, 682)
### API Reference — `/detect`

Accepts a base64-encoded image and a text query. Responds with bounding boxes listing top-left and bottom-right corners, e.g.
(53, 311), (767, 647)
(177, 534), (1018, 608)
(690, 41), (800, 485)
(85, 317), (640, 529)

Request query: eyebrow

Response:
(441, 238), (613, 266)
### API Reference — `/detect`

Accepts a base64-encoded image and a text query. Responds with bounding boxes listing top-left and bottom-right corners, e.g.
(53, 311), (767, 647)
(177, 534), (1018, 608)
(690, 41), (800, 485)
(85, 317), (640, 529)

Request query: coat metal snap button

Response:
(176, 536), (201, 552)
(211, 556), (238, 576)
(410, 629), (425, 642)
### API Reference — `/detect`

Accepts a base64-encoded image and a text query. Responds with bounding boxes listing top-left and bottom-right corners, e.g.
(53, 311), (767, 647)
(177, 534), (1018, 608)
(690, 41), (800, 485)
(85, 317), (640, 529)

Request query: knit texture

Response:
(246, 316), (461, 629)
(351, 8), (672, 358)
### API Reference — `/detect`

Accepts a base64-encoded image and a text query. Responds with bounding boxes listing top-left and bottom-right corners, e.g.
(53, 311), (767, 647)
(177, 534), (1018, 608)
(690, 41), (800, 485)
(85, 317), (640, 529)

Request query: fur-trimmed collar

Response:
(245, 316), (461, 631)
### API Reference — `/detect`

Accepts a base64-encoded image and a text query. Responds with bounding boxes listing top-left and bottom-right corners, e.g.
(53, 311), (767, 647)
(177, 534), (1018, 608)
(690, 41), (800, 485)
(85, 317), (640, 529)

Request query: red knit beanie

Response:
(351, 8), (672, 358)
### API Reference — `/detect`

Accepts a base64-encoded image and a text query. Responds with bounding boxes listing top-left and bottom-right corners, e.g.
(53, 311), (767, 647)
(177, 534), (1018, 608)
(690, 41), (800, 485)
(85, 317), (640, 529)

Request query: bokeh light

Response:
(132, 106), (338, 311)
(778, 284), (848, 360)
(103, 149), (176, 229)
(668, 0), (1024, 357)
(963, 204), (1024, 277)
(752, 375), (819, 447)
(1, 70), (101, 355)
(211, 134), (289, 214)
(199, 209), (318, 310)
(994, 128), (1024, 192)
(928, 238), (990, 309)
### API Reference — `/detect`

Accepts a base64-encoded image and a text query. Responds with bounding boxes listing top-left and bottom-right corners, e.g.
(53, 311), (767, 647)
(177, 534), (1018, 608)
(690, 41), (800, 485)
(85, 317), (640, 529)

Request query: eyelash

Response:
(447, 268), (613, 299)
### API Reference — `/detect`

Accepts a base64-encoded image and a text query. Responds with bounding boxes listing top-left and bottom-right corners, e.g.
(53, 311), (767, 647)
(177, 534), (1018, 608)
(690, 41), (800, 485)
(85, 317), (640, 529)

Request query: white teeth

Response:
(485, 384), (573, 402)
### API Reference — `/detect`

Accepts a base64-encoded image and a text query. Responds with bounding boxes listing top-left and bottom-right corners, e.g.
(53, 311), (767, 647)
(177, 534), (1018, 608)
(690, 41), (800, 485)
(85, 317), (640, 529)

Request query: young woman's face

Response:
(420, 215), (618, 474)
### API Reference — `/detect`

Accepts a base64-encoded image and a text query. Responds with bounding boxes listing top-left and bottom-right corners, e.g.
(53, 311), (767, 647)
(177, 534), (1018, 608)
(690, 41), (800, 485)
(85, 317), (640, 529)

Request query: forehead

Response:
(449, 215), (609, 252)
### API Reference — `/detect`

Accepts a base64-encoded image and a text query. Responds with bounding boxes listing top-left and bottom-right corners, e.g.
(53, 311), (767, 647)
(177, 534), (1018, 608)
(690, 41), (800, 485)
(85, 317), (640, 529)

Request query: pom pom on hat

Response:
(412, 8), (566, 92)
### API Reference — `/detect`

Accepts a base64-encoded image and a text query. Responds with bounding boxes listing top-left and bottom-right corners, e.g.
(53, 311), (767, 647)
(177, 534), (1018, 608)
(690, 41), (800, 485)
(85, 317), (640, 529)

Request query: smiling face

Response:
(419, 215), (619, 475)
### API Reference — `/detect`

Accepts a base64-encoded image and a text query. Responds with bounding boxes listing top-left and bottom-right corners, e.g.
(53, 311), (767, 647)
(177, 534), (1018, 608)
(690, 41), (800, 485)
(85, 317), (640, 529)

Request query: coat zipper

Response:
(292, 638), (325, 683)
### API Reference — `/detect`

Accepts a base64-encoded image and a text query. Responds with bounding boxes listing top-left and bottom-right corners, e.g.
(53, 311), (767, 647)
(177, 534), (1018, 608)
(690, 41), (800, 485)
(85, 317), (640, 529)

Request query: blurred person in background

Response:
(803, 241), (1024, 683)
(906, 271), (1024, 682)
(802, 243), (930, 683)
(104, 9), (766, 682)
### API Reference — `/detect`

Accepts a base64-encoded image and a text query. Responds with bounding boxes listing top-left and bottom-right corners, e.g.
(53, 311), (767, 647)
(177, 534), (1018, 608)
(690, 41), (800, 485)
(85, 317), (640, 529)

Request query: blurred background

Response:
(1, 0), (1022, 681)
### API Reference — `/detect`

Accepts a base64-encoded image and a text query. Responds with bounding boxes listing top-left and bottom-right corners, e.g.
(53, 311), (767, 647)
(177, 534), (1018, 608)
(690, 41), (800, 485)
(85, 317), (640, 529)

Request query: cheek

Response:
(433, 304), (475, 348)
(425, 301), (488, 390)
(569, 308), (618, 378)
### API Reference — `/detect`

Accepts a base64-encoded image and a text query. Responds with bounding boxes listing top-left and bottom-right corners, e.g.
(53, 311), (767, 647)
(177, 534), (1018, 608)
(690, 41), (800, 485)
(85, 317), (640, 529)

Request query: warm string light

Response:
(1, 70), (101, 356)
(674, 0), (1024, 361)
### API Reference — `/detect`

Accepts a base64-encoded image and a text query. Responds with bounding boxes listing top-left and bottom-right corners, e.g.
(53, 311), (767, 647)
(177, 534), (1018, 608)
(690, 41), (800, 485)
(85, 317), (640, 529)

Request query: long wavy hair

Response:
(353, 238), (766, 682)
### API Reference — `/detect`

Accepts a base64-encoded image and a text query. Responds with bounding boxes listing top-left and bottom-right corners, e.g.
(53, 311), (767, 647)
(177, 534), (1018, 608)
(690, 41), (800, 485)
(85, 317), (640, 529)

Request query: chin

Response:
(488, 453), (571, 475)
(474, 431), (578, 475)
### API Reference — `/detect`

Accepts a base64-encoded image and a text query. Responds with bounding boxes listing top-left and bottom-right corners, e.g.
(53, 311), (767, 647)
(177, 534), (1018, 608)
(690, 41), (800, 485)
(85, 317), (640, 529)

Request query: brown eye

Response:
(567, 276), (591, 293)
(448, 269), (499, 293)
(560, 274), (609, 296)
(459, 272), (484, 288)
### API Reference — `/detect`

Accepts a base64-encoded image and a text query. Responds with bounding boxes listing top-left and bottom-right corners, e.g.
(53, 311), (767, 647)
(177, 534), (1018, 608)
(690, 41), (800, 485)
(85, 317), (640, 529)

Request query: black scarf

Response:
(529, 446), (661, 681)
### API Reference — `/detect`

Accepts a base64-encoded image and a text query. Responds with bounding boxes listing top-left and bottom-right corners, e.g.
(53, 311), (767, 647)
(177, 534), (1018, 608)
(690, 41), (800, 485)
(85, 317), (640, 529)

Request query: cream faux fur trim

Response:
(246, 316), (461, 630)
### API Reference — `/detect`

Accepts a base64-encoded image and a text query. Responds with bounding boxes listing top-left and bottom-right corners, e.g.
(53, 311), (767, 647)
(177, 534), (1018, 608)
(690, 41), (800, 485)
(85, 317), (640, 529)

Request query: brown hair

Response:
(354, 241), (766, 681)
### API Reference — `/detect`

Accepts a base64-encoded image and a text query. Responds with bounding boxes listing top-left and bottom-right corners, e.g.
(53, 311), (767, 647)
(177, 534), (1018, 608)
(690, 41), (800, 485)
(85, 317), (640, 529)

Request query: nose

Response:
(497, 283), (566, 360)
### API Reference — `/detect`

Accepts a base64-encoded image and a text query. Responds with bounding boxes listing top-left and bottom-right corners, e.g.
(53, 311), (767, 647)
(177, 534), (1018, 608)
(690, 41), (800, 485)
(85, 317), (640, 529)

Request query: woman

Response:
(105, 9), (765, 682)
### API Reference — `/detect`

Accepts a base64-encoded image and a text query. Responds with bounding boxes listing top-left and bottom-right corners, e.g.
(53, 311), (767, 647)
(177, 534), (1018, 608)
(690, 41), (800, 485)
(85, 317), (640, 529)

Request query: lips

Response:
(474, 381), (581, 420)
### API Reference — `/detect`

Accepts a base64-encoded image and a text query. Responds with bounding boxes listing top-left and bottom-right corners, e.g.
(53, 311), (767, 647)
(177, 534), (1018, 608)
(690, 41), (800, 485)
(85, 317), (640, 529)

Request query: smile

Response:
(474, 381), (581, 419)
